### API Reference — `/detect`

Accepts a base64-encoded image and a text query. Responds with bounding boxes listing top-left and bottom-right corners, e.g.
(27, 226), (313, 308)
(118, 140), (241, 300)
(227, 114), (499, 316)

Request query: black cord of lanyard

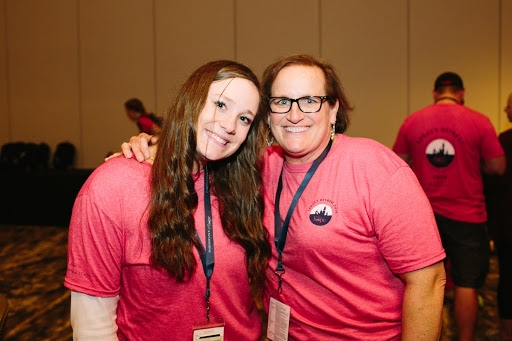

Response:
(195, 165), (215, 321)
(274, 139), (333, 294)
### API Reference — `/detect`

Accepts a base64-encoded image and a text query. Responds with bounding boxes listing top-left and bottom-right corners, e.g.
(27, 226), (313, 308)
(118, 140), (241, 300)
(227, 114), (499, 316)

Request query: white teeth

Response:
(206, 131), (228, 145)
(284, 127), (309, 133)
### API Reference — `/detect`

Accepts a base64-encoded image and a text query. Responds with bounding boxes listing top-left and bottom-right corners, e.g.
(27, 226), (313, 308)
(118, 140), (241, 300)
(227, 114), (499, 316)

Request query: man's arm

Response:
(483, 155), (506, 175)
(399, 261), (446, 341)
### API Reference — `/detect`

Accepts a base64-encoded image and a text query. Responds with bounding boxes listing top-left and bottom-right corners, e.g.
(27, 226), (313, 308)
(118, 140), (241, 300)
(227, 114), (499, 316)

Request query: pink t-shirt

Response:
(65, 157), (261, 340)
(262, 135), (445, 340)
(393, 103), (504, 223)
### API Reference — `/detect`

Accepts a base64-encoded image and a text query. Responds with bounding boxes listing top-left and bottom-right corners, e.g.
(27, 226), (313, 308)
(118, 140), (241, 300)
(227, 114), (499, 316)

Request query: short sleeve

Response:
(371, 166), (445, 274)
(65, 192), (123, 297)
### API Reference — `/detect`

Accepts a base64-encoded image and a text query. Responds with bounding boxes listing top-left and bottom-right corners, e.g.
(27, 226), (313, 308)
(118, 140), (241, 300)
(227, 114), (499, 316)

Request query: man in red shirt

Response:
(393, 72), (505, 341)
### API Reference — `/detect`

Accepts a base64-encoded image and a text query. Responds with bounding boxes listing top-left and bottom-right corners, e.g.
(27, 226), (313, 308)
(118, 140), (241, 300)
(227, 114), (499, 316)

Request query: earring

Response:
(266, 127), (275, 147)
(330, 123), (336, 140)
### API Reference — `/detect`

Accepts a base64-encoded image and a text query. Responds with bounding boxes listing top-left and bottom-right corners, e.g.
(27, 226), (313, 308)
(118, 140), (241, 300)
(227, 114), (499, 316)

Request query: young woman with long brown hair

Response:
(65, 60), (271, 340)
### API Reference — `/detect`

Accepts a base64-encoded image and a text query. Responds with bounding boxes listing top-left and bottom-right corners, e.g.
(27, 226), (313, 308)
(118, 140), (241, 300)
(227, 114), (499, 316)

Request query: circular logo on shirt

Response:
(309, 204), (333, 226)
(426, 139), (455, 168)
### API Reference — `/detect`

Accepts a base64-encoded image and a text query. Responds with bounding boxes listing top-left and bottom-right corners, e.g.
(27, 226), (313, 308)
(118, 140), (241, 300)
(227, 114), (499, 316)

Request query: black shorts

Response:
(435, 213), (489, 288)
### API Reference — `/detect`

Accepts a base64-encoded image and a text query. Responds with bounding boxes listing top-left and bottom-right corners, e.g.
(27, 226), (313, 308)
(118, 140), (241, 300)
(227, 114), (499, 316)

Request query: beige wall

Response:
(410, 1), (501, 127)
(79, 0), (155, 166)
(1, 0), (511, 168)
(323, 0), (409, 147)
(3, 0), (82, 159)
(0, 0), (8, 148)
(155, 0), (236, 114)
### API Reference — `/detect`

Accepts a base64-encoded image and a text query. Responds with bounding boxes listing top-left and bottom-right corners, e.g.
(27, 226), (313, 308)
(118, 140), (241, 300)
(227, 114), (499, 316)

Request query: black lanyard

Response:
(194, 165), (215, 321)
(274, 139), (333, 294)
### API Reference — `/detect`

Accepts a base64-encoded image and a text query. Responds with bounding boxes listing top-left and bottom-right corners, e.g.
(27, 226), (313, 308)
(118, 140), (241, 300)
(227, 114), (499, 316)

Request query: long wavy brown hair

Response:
(261, 54), (353, 134)
(149, 60), (271, 296)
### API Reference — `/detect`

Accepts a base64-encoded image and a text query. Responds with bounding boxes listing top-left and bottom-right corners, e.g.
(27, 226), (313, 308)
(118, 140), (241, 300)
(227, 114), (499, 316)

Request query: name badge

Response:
(193, 318), (225, 341)
(267, 297), (290, 341)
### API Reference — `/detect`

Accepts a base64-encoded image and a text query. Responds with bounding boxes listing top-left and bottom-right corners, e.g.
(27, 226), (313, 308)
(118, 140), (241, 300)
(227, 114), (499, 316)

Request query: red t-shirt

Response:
(263, 135), (445, 340)
(137, 114), (155, 134)
(393, 103), (504, 223)
(65, 157), (261, 340)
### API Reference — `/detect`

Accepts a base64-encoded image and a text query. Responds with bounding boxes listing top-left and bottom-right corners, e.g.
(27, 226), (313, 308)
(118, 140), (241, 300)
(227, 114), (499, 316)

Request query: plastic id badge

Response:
(267, 297), (290, 341)
(192, 318), (225, 341)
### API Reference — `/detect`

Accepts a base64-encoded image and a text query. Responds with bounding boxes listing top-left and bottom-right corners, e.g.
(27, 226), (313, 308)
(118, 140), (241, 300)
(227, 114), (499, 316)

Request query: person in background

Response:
(487, 92), (512, 340)
(123, 54), (446, 340)
(65, 60), (271, 340)
(393, 72), (506, 341)
(124, 98), (162, 135)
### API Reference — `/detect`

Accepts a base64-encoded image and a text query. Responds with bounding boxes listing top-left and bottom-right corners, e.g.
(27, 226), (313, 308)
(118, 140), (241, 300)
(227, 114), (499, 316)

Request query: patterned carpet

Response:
(441, 255), (502, 340)
(0, 224), (504, 340)
(0, 225), (71, 341)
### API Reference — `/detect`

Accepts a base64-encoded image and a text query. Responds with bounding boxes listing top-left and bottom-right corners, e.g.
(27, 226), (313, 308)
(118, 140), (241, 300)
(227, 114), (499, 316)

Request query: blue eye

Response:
(301, 97), (320, 104)
(270, 98), (290, 106)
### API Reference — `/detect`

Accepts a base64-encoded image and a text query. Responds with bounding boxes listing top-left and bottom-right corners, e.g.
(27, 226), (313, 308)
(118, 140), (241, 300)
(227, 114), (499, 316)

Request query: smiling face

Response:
(196, 77), (260, 165)
(268, 65), (338, 164)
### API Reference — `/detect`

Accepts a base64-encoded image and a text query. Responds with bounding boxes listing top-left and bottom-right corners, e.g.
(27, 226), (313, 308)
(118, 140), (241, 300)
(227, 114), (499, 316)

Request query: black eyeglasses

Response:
(268, 96), (330, 114)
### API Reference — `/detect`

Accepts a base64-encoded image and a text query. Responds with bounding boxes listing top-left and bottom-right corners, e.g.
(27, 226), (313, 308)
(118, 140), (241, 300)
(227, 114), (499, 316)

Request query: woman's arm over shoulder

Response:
(105, 133), (157, 162)
(122, 133), (157, 162)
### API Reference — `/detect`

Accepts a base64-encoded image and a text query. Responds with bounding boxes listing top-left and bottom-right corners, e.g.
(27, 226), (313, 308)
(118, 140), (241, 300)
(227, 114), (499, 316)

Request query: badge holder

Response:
(193, 317), (225, 341)
(267, 297), (290, 341)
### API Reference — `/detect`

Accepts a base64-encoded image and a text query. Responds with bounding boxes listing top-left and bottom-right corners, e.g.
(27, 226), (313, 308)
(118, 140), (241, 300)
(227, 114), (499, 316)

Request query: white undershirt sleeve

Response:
(70, 291), (120, 341)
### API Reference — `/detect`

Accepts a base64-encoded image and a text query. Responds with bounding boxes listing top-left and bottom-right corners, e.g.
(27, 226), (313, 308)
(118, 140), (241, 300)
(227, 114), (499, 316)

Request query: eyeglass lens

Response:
(269, 96), (325, 113)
